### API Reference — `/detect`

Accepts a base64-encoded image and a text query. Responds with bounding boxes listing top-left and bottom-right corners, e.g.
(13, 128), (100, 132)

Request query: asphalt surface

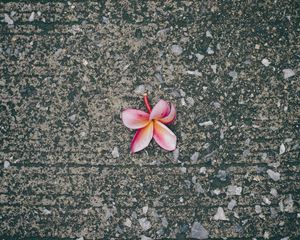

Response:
(0, 1), (299, 239)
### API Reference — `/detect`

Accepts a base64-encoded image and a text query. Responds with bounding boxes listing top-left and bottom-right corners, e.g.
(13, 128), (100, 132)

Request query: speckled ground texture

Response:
(0, 0), (299, 239)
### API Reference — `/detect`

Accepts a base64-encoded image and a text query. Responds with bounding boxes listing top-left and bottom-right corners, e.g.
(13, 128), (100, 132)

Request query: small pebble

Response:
(220, 129), (224, 139)
(4, 14), (14, 25)
(206, 30), (213, 38)
(68, 114), (76, 121)
(194, 183), (205, 194)
(255, 205), (262, 214)
(171, 45), (183, 56)
(29, 12), (35, 22)
(190, 152), (199, 162)
(229, 71), (238, 80)
(213, 207), (229, 221)
(4, 161), (10, 168)
(140, 235), (152, 240)
(179, 89), (186, 97)
(186, 97), (195, 107)
(216, 170), (227, 181)
(191, 222), (209, 239)
(267, 169), (280, 181)
(138, 218), (151, 231)
(82, 59), (88, 66)
(42, 208), (51, 215)
(228, 199), (237, 210)
(134, 85), (145, 94)
(199, 121), (213, 127)
(279, 143), (286, 155)
(227, 185), (242, 196)
(206, 47), (214, 54)
(280, 237), (289, 240)
(211, 64), (217, 73)
(173, 148), (179, 161)
(186, 70), (202, 76)
(282, 69), (295, 79)
(142, 205), (148, 214)
(124, 218), (132, 227)
(270, 188), (278, 197)
(199, 167), (206, 174)
(161, 217), (168, 227)
(264, 231), (270, 239)
(261, 58), (271, 66)
(213, 189), (221, 195)
(112, 147), (119, 158)
(195, 53), (205, 62)
(263, 196), (271, 205)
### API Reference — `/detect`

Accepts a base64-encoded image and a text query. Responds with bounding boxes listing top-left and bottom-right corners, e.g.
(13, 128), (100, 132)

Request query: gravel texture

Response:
(0, 0), (299, 239)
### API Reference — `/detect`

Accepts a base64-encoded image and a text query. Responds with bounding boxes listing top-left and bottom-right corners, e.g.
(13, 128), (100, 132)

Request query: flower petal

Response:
(130, 121), (154, 153)
(160, 103), (176, 124)
(122, 109), (150, 129)
(149, 100), (170, 120)
(153, 120), (176, 151)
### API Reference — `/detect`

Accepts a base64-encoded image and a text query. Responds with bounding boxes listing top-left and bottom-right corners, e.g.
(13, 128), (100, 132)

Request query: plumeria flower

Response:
(122, 93), (177, 153)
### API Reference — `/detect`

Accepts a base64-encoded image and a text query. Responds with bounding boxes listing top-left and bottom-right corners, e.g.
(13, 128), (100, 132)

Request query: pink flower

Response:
(122, 94), (177, 153)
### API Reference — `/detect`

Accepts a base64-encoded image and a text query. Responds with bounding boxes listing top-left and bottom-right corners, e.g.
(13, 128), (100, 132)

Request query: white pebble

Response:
(227, 185), (242, 196)
(138, 218), (151, 231)
(42, 208), (51, 215)
(68, 114), (76, 121)
(211, 64), (217, 73)
(195, 53), (204, 62)
(173, 148), (179, 160)
(264, 231), (270, 239)
(229, 71), (238, 80)
(190, 152), (199, 162)
(206, 30), (213, 38)
(186, 97), (195, 107)
(124, 218), (132, 228)
(191, 222), (209, 239)
(282, 69), (295, 79)
(267, 169), (280, 181)
(161, 217), (168, 227)
(29, 12), (35, 22)
(134, 85), (145, 94)
(199, 167), (206, 174)
(4, 161), (10, 168)
(227, 199), (237, 210)
(255, 205), (262, 214)
(263, 196), (271, 205)
(213, 189), (221, 195)
(141, 235), (152, 240)
(213, 207), (229, 221)
(4, 14), (14, 25)
(261, 58), (271, 66)
(142, 205), (148, 214)
(199, 121), (213, 127)
(112, 147), (119, 158)
(279, 143), (285, 155)
(82, 59), (88, 66)
(270, 188), (278, 197)
(206, 47), (214, 55)
(171, 45), (183, 56)
(186, 70), (202, 76)
(179, 89), (186, 97)
(220, 129), (224, 139)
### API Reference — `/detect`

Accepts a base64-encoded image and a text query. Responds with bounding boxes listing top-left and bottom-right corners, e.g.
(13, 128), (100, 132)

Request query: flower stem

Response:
(143, 93), (152, 113)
